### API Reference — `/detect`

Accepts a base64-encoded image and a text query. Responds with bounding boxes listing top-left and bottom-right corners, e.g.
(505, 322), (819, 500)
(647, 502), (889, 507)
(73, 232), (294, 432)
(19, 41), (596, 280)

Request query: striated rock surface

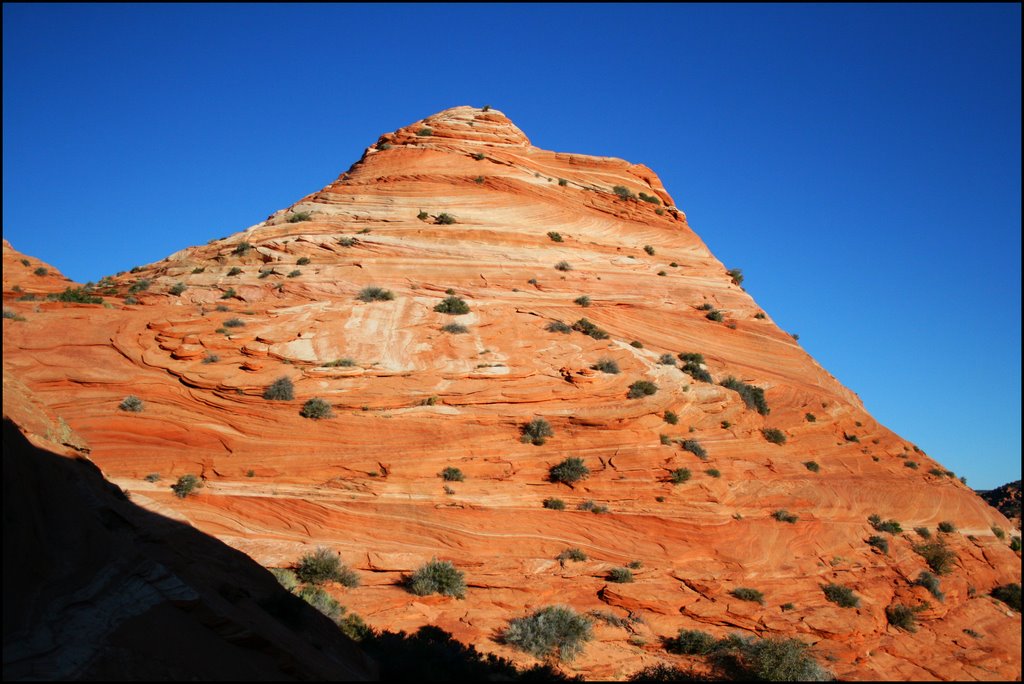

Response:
(3, 106), (1020, 681)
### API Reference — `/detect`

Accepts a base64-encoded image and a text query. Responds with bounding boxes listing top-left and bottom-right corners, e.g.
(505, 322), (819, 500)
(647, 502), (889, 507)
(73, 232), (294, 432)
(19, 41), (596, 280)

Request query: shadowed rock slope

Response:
(2, 106), (1020, 681)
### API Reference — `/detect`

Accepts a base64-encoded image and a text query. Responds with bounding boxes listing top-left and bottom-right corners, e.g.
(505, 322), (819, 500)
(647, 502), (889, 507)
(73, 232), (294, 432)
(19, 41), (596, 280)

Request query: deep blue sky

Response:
(4, 4), (1020, 489)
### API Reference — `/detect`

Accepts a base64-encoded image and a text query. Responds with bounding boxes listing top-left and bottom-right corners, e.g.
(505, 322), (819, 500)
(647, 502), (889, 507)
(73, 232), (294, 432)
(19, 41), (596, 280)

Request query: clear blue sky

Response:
(4, 4), (1020, 489)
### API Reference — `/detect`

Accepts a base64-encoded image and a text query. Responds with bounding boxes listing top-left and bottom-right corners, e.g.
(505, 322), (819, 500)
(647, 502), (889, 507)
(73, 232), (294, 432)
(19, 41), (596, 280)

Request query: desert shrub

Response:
(55, 287), (103, 304)
(720, 376), (769, 415)
(706, 468), (721, 478)
(844, 433), (860, 443)
(937, 521), (957, 533)
(705, 310), (724, 322)
(868, 514), (903, 534)
(296, 257), (311, 266)
(472, 152), (486, 160)
(1011, 536), (1022, 552)
(227, 266), (243, 276)
(643, 245), (656, 256)
(171, 474), (201, 498)
(659, 434), (672, 446)
(547, 231), (563, 242)
(761, 428), (786, 445)
(296, 547), (359, 587)
(681, 361), (712, 383)
(612, 185), (637, 200)
(434, 295), (470, 314)
(473, 175), (484, 184)
(220, 288), (236, 299)
(608, 567), (634, 583)
(914, 526), (932, 539)
(545, 320), (572, 334)
(34, 267), (49, 276)
(681, 439), (707, 459)
(287, 270), (302, 278)
(357, 286), (395, 302)
(128, 278), (151, 294)
(191, 266), (206, 274)
(991, 583), (1021, 612)
(543, 498), (566, 510)
(885, 604), (917, 632)
(416, 127), (433, 136)
(866, 536), (889, 553)
(731, 588), (765, 604)
(678, 352), (705, 364)
(441, 322), (468, 334)
(503, 605), (593, 662)
(773, 510), (798, 524)
(657, 353), (676, 366)
(627, 380), (658, 399)
(300, 398), (333, 419)
(726, 268), (744, 286)
(169, 282), (187, 296)
(522, 418), (554, 445)
(407, 559), (466, 599)
(549, 457), (589, 484)
(119, 395), (144, 412)
(914, 571), (944, 601)
(668, 468), (691, 484)
(263, 377), (294, 401)
(664, 629), (717, 655)
(574, 295), (591, 307)
(435, 213), (456, 225)
(804, 461), (820, 473)
(664, 410), (679, 425)
(804, 412), (816, 422)
(298, 585), (343, 621)
(577, 502), (608, 516)
(823, 583), (860, 608)
(991, 525), (1006, 540)
(232, 241), (253, 256)
(223, 317), (245, 328)
(325, 358), (357, 367)
(571, 318), (609, 339)
(144, 473), (161, 483)
(638, 193), (661, 205)
(338, 236), (358, 248)
(630, 340), (643, 348)
(440, 467), (464, 482)
(554, 261), (572, 271)
(269, 567), (299, 592)
(591, 357), (620, 374)
(905, 460), (919, 469)
(124, 296), (140, 305)
(558, 548), (587, 563)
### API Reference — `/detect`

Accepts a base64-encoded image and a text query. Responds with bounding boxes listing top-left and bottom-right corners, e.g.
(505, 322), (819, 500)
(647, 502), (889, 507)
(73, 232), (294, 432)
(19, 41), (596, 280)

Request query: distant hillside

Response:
(977, 480), (1022, 527)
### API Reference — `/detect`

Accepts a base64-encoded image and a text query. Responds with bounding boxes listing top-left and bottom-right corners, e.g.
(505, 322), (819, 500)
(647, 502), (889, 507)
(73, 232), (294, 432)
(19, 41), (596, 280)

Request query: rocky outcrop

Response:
(3, 106), (1020, 680)
(978, 480), (1022, 529)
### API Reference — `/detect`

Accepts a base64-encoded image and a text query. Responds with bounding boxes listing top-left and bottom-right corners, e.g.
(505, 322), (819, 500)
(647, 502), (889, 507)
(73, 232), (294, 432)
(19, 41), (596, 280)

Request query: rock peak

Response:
(385, 105), (531, 148)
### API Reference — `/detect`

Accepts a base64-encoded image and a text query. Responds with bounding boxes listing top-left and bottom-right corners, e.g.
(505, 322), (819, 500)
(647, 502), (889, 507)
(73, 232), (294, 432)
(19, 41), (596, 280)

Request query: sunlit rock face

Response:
(3, 106), (1019, 681)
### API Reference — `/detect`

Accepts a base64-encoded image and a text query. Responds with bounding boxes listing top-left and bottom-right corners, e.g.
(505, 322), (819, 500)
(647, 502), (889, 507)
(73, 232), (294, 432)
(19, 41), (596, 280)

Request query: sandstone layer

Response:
(3, 106), (1020, 681)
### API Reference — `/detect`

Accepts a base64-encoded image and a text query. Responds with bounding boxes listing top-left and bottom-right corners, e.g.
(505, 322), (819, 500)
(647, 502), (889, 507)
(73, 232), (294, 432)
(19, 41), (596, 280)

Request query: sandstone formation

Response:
(3, 106), (1020, 680)
(978, 481), (1022, 530)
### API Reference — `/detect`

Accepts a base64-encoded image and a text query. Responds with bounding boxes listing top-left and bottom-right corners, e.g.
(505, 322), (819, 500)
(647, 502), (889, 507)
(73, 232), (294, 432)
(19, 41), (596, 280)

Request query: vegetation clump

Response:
(435, 212), (456, 225)
(357, 286), (395, 302)
(665, 629), (717, 655)
(823, 583), (860, 608)
(223, 317), (245, 328)
(169, 282), (187, 296)
(171, 473), (201, 498)
(885, 604), (918, 632)
(804, 461), (820, 473)
(543, 498), (566, 510)
(545, 320), (572, 334)
(571, 318), (609, 339)
(119, 395), (144, 412)
(773, 510), (798, 524)
(668, 468), (692, 484)
(643, 245), (656, 256)
(554, 260), (572, 271)
(937, 521), (957, 533)
(638, 192), (661, 205)
(866, 536), (889, 553)
(300, 398), (333, 419)
(574, 295), (591, 307)
(657, 353), (676, 366)
(440, 467), (464, 482)
(296, 546), (359, 587)
(991, 583), (1021, 612)
(612, 185), (637, 200)
(664, 410), (679, 425)
(55, 287), (104, 304)
(869, 514), (903, 534)
(434, 295), (470, 314)
(521, 418), (554, 445)
(325, 358), (357, 367)
(680, 360), (712, 383)
(549, 457), (589, 484)
(503, 605), (593, 662)
(441, 322), (468, 334)
(761, 428), (786, 445)
(914, 571), (944, 601)
(547, 231), (563, 242)
(731, 587), (765, 604)
(681, 439), (707, 459)
(720, 376), (769, 414)
(607, 568), (634, 583)
(407, 559), (466, 599)
(263, 376), (294, 401)
(726, 268), (744, 286)
(627, 380), (658, 399)
(591, 357), (620, 374)
(557, 548), (587, 564)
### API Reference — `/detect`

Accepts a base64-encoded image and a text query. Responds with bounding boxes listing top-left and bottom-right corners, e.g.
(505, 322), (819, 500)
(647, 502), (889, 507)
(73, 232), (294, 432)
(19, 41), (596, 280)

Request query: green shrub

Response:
(866, 536), (889, 553)
(577, 500), (609, 514)
(554, 261), (572, 271)
(657, 353), (676, 366)
(220, 288), (236, 299)
(171, 474), (201, 498)
(338, 236), (358, 248)
(659, 434), (672, 446)
(914, 571), (944, 601)
(522, 418), (554, 445)
(845, 432), (860, 443)
(263, 376), (294, 401)
(298, 585), (343, 620)
(435, 212), (456, 225)
(731, 587), (764, 604)
(823, 583), (860, 608)
(804, 461), (820, 473)
(54, 287), (103, 304)
(630, 340), (643, 348)
(416, 127), (433, 136)
(937, 521), (957, 533)
(1011, 536), (1022, 552)
(991, 525), (1006, 540)
(434, 295), (470, 314)
(574, 295), (591, 307)
(681, 439), (707, 459)
(270, 567), (299, 592)
(557, 548), (587, 563)
(905, 460), (919, 469)
(664, 410), (679, 425)
(503, 605), (593, 662)
(473, 175), (484, 184)
(781, 603), (795, 612)
(869, 514), (903, 534)
(885, 605), (917, 632)
(119, 395), (144, 412)
(407, 559), (466, 598)
(681, 361), (712, 383)
(357, 286), (395, 302)
(773, 510), (798, 524)
(144, 473), (161, 483)
(549, 457), (589, 484)
(543, 498), (566, 510)
(34, 267), (49, 276)
(441, 322), (468, 334)
(325, 358), (357, 367)
(547, 231), (563, 242)
(472, 152), (486, 160)
(726, 268), (744, 286)
(608, 567), (634, 583)
(440, 467), (464, 482)
(545, 320), (572, 334)
(297, 257), (311, 266)
(720, 376), (769, 415)
(128, 278), (151, 294)
(612, 185), (637, 200)
(300, 398), (333, 419)
(227, 267), (243, 276)
(668, 468), (692, 484)
(591, 357), (620, 374)
(169, 282), (187, 296)
(643, 245), (655, 256)
(664, 629), (716, 655)
(678, 352), (704, 364)
(627, 380), (658, 399)
(914, 526), (932, 539)
(721, 421), (731, 429)
(991, 583), (1021, 612)
(914, 539), (957, 574)
(557, 178), (568, 187)
(706, 468), (721, 478)
(287, 269), (302, 278)
(762, 428), (786, 445)
(223, 317), (245, 328)
(295, 546), (359, 587)
(417, 210), (429, 221)
(571, 318), (609, 339)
